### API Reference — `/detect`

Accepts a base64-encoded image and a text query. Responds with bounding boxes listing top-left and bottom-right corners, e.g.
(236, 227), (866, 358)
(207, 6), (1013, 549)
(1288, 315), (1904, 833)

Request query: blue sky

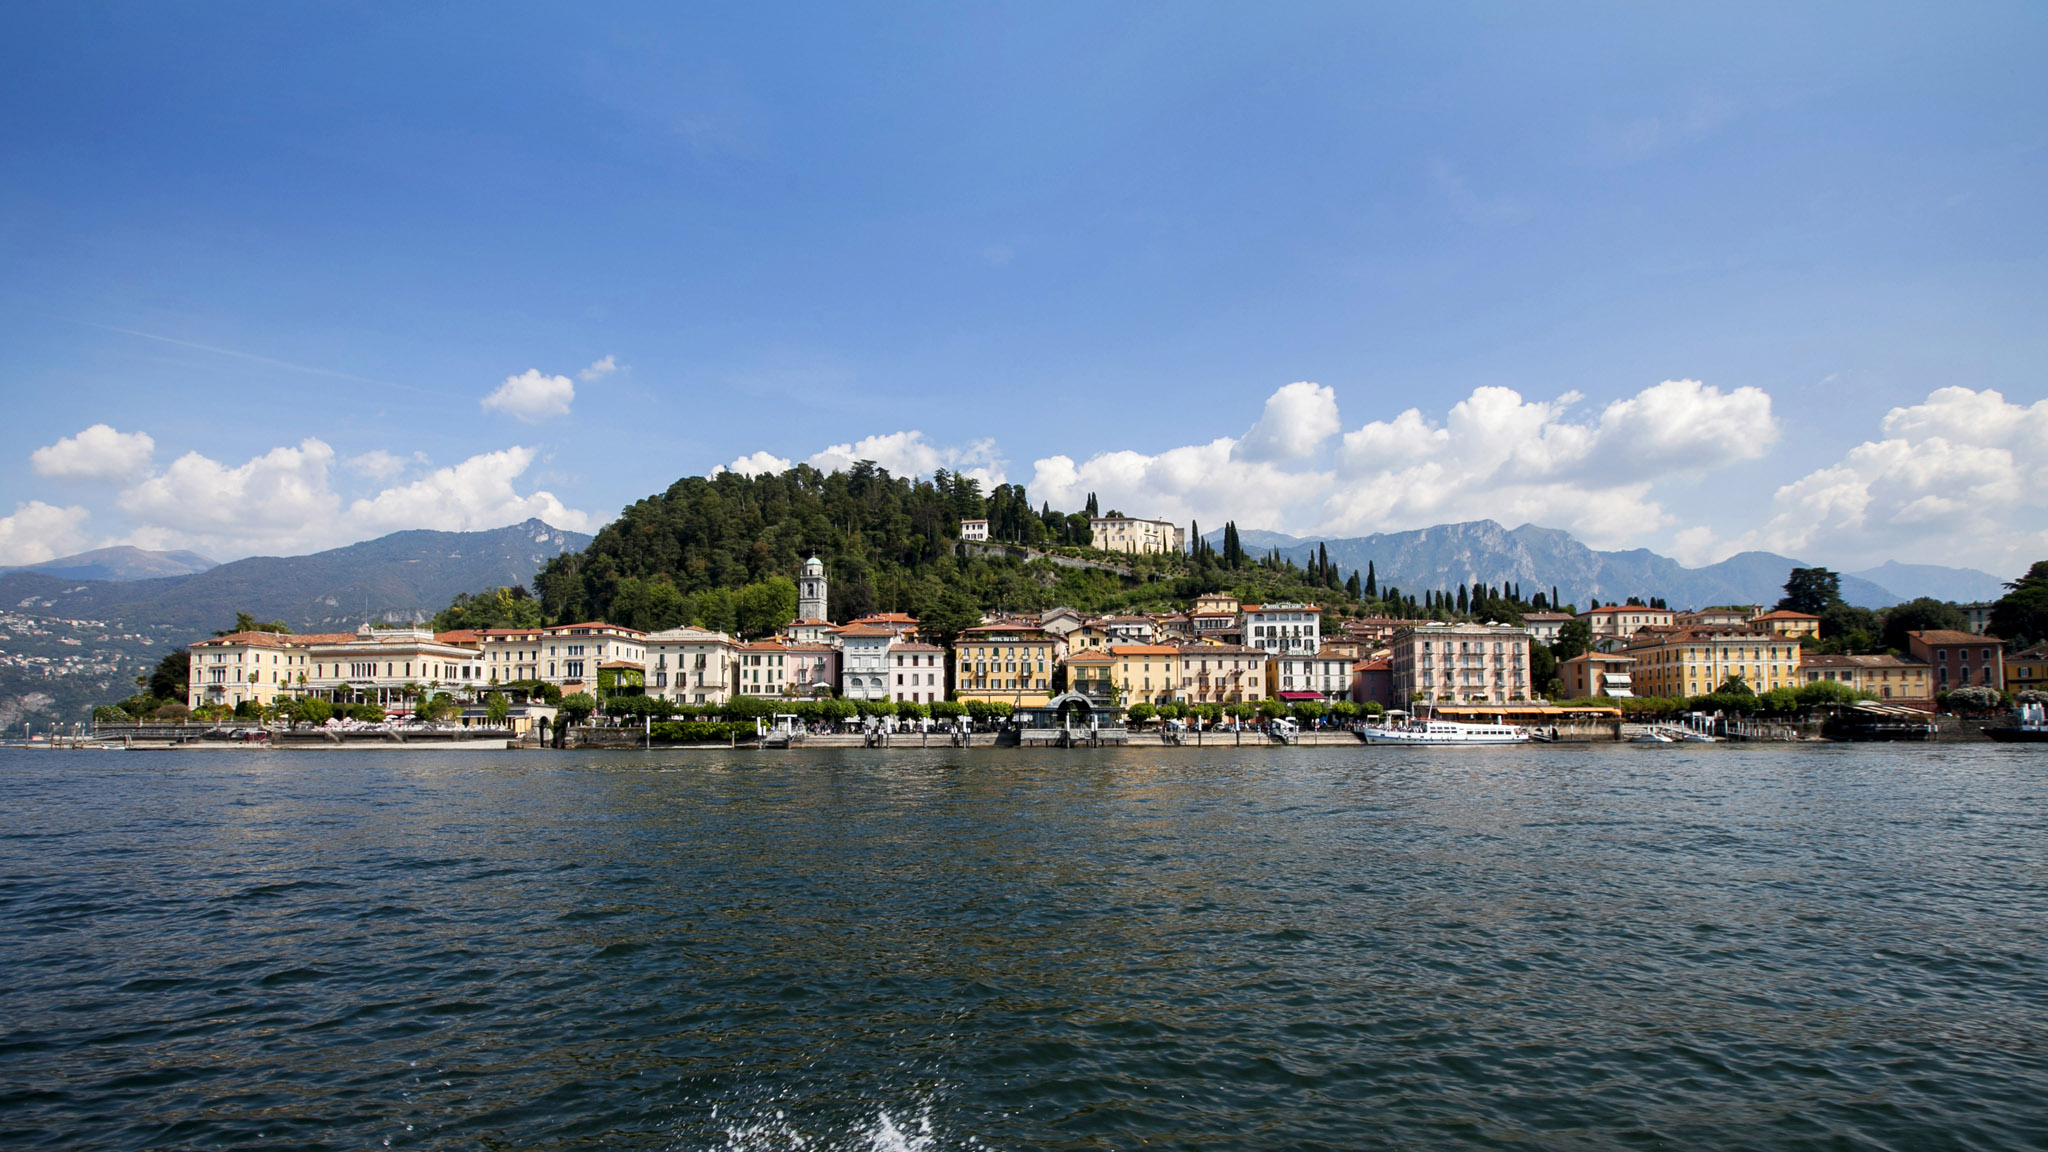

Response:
(3, 2), (2045, 575)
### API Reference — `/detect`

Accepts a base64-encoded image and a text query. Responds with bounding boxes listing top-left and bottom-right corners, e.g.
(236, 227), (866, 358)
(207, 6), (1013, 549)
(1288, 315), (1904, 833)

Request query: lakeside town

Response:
(73, 511), (2048, 748)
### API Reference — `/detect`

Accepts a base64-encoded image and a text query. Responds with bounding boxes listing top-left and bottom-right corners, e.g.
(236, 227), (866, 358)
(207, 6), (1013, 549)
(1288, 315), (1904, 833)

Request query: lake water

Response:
(4, 744), (2047, 1150)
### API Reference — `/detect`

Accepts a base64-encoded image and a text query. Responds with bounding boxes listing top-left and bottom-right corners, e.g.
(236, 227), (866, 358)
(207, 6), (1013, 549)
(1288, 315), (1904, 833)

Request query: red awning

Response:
(1275, 691), (1324, 701)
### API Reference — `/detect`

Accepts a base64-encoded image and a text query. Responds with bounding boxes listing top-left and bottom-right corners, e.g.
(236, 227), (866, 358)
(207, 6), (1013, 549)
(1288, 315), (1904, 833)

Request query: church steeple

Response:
(798, 555), (828, 622)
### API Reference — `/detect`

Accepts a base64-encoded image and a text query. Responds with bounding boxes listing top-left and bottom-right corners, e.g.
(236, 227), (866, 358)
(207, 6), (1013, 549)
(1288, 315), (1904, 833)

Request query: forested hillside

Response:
(526, 464), (1396, 640)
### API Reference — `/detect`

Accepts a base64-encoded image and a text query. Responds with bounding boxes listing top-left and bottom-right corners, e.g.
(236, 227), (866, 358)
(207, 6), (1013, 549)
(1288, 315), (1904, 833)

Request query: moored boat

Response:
(1356, 718), (1529, 746)
(1986, 701), (2048, 744)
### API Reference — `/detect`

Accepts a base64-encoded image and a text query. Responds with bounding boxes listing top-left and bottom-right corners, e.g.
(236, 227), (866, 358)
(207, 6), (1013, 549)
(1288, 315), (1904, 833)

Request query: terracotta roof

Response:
(1908, 630), (1994, 645)
(1752, 610), (1820, 621)
(1801, 653), (1924, 668)
(1560, 652), (1636, 665)
(962, 623), (1052, 636)
(854, 612), (919, 624)
(891, 641), (943, 652)
(1065, 650), (1115, 663)
(598, 660), (641, 670)
(1352, 657), (1392, 671)
(434, 630), (481, 645)
(190, 630), (298, 648)
(1582, 605), (1667, 615)
(545, 621), (646, 637)
(833, 624), (895, 638)
(1109, 644), (1181, 656)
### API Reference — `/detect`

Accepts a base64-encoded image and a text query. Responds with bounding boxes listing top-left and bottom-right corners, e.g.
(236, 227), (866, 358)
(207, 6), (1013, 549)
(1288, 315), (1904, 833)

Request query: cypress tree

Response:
(1457, 585), (1469, 614)
(1346, 570), (1362, 599)
(1365, 561), (1377, 598)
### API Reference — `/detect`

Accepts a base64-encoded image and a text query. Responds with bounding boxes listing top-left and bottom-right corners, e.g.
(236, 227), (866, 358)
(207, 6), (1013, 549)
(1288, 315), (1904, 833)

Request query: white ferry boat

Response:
(1356, 718), (1529, 746)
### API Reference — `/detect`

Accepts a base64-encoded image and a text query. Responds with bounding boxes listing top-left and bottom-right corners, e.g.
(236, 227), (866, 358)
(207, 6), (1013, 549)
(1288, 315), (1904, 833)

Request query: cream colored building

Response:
(1579, 605), (1676, 641)
(1172, 643), (1267, 705)
(1089, 516), (1185, 555)
(644, 625), (740, 706)
(1799, 653), (1931, 704)
(1750, 609), (1821, 640)
(1106, 644), (1190, 706)
(1267, 652), (1355, 702)
(187, 629), (353, 710)
(303, 625), (489, 709)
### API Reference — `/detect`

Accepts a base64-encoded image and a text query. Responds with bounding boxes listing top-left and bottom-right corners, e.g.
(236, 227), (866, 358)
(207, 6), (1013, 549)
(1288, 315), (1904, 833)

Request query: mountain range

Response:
(1, 545), (218, 582)
(1220, 521), (2009, 610)
(0, 519), (590, 728)
(0, 519), (591, 637)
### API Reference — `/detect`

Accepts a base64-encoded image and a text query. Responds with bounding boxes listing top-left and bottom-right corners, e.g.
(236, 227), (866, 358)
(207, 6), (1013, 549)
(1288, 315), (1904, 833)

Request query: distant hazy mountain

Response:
(0, 518), (591, 638)
(1209, 520), (1910, 610)
(2, 545), (217, 582)
(1846, 561), (2007, 605)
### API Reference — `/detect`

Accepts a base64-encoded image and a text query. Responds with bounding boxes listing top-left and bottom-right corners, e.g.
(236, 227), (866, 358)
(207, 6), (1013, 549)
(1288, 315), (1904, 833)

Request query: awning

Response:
(1276, 691), (1324, 701)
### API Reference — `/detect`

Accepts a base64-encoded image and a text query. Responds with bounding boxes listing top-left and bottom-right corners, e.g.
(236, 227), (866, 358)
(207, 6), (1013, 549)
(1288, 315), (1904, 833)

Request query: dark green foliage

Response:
(221, 612), (292, 636)
(650, 720), (756, 743)
(558, 693), (598, 726)
(1990, 561), (2048, 647)
(1551, 619), (1593, 662)
(144, 649), (189, 702)
(1529, 642), (1558, 689)
(1777, 567), (1842, 616)
(1878, 597), (1971, 653)
(432, 585), (542, 632)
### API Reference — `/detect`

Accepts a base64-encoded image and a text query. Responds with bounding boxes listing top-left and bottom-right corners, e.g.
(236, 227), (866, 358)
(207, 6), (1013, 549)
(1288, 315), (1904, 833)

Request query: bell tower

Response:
(798, 555), (828, 622)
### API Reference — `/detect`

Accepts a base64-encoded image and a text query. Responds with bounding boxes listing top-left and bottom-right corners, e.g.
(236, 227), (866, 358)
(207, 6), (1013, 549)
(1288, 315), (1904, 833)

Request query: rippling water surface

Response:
(4, 744), (2047, 1149)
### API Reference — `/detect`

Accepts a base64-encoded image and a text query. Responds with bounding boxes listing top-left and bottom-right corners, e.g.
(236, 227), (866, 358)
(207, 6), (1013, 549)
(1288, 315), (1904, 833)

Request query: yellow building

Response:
(1799, 653), (1932, 704)
(1064, 650), (1116, 698)
(2009, 643), (2047, 692)
(953, 623), (1058, 707)
(1622, 627), (1801, 698)
(1751, 609), (1821, 640)
(1107, 644), (1184, 706)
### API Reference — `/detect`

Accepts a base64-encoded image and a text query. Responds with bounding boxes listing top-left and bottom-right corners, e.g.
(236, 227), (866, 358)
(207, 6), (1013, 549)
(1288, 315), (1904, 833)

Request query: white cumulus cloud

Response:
(1743, 386), (2048, 574)
(1234, 382), (1341, 462)
(118, 439), (343, 551)
(348, 447), (598, 535)
(109, 439), (596, 558)
(482, 368), (576, 423)
(0, 502), (93, 566)
(30, 424), (156, 482)
(714, 432), (1008, 489)
(1323, 380), (1775, 545)
(578, 355), (619, 382)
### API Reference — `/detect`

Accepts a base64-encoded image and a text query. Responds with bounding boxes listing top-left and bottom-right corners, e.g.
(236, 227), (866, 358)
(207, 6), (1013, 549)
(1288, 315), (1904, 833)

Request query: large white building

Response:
(1089, 516), (1185, 555)
(186, 629), (352, 711)
(890, 641), (946, 705)
(1243, 603), (1322, 657)
(643, 626), (740, 706)
(1268, 652), (1356, 703)
(472, 622), (645, 693)
(835, 623), (897, 702)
